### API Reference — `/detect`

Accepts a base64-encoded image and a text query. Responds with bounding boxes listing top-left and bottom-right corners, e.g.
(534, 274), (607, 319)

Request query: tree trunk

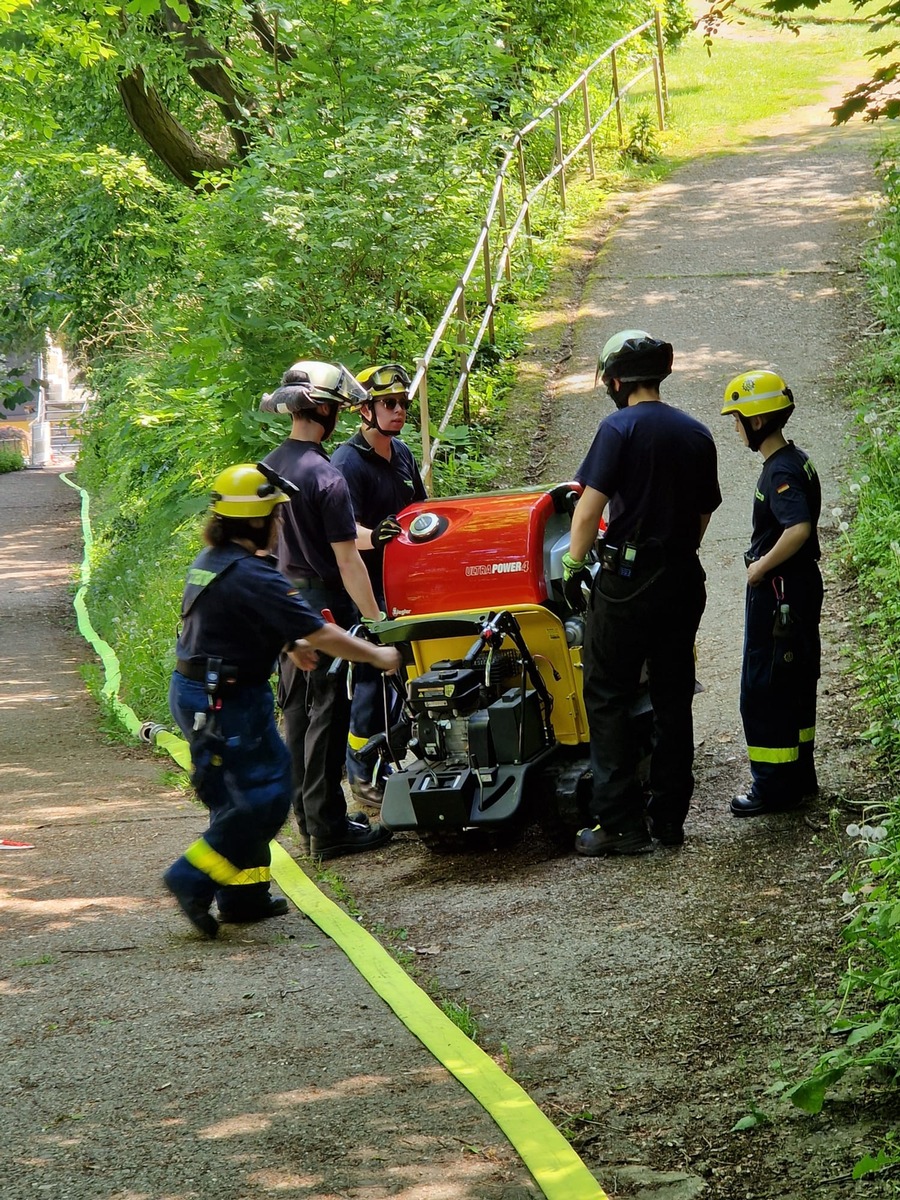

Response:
(116, 68), (234, 189)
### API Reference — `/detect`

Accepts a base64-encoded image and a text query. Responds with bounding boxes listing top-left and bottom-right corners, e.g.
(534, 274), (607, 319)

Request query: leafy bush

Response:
(0, 445), (25, 473)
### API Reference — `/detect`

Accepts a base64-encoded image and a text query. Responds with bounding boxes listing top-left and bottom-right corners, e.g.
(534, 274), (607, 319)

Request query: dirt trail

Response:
(3, 67), (900, 1200)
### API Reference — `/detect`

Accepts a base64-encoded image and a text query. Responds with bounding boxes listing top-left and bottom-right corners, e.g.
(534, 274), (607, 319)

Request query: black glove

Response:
(372, 515), (402, 549)
(562, 551), (591, 614)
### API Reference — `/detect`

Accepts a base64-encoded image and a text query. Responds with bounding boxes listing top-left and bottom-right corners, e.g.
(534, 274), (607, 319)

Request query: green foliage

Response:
(439, 996), (479, 1040)
(622, 110), (660, 164)
(0, 445), (25, 472)
(781, 145), (900, 1136)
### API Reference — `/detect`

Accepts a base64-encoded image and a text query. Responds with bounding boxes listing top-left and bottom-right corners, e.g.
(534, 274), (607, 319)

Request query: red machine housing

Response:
(384, 485), (581, 617)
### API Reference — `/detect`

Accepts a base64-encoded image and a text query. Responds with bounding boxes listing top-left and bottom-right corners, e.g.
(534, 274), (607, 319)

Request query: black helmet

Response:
(596, 329), (674, 387)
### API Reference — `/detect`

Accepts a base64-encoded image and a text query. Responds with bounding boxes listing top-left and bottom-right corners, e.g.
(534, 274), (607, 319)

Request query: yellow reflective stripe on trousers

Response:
(184, 839), (270, 886)
(348, 732), (368, 751)
(799, 726), (816, 743)
(747, 744), (799, 764)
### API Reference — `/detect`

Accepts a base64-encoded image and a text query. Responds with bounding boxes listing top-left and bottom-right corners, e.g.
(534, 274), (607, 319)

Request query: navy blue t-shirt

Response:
(331, 431), (427, 586)
(175, 546), (324, 679)
(576, 401), (721, 554)
(750, 442), (821, 564)
(263, 439), (358, 586)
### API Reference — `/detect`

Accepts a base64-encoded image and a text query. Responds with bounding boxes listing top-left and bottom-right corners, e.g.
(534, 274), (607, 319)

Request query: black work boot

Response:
(574, 824), (654, 857)
(649, 820), (685, 846)
(163, 873), (218, 939)
(730, 792), (804, 818)
(218, 894), (291, 922)
(310, 817), (392, 861)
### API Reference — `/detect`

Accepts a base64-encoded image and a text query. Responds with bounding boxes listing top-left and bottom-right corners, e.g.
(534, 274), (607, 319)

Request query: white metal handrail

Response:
(410, 11), (668, 486)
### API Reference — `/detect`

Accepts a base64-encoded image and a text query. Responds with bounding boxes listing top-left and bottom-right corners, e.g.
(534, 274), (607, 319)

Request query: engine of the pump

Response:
(405, 646), (546, 776)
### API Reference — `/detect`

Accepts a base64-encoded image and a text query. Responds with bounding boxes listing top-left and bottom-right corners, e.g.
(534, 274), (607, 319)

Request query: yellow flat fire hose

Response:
(60, 473), (608, 1200)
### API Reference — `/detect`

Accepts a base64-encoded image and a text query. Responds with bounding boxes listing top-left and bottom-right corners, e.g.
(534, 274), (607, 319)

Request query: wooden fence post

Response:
(611, 48), (624, 147)
(415, 357), (432, 486)
(553, 103), (567, 210)
(581, 77), (596, 180)
(457, 292), (470, 424)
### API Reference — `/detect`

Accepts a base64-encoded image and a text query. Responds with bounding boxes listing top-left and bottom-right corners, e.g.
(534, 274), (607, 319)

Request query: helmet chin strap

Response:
(308, 404), (339, 439)
(606, 380), (628, 410)
(741, 414), (781, 452)
(361, 406), (397, 437)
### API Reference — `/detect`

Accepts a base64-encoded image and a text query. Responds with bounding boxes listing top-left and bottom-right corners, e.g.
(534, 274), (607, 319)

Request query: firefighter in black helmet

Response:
(563, 330), (722, 855)
(722, 370), (823, 816)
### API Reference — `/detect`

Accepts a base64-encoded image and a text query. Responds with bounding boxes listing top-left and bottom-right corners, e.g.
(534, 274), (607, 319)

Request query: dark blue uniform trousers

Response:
(583, 555), (707, 835)
(346, 664), (399, 785)
(741, 565), (822, 804)
(165, 673), (291, 917)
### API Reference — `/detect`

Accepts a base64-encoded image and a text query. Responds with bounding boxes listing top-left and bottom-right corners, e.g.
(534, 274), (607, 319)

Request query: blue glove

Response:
(562, 551), (591, 613)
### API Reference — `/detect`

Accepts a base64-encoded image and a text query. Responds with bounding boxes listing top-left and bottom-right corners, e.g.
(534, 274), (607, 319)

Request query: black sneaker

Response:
(574, 824), (654, 857)
(218, 895), (290, 922)
(310, 818), (393, 861)
(163, 873), (218, 939)
(730, 792), (804, 818)
(649, 820), (685, 846)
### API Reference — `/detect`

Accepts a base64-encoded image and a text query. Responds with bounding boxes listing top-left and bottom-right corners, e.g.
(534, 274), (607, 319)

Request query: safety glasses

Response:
(378, 395), (412, 411)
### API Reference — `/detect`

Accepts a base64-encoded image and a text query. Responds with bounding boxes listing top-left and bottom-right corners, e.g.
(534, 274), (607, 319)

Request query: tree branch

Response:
(116, 67), (233, 188)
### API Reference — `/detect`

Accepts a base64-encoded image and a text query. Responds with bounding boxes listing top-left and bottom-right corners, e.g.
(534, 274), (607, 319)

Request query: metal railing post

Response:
(553, 103), (567, 210)
(581, 77), (596, 180)
(611, 48), (624, 147)
(415, 356), (432, 487)
(654, 7), (669, 113)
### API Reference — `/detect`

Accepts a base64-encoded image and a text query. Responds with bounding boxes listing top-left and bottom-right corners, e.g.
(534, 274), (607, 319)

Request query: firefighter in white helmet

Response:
(722, 369), (822, 816)
(260, 361), (395, 860)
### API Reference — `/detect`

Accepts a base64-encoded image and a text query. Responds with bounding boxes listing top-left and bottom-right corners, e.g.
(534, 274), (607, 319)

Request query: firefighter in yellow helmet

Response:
(722, 370), (823, 816)
(330, 363), (427, 810)
(163, 463), (401, 938)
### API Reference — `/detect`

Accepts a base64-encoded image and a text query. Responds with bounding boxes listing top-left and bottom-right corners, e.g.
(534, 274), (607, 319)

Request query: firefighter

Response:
(164, 463), (401, 939)
(722, 370), (823, 816)
(261, 361), (394, 859)
(331, 363), (427, 810)
(563, 330), (721, 854)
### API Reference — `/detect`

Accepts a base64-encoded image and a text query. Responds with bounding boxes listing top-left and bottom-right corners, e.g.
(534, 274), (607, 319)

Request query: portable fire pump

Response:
(361, 483), (648, 851)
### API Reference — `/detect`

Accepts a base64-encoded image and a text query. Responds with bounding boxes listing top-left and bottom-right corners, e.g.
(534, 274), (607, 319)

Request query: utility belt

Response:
(176, 659), (269, 687)
(291, 575), (328, 590)
(599, 540), (666, 578)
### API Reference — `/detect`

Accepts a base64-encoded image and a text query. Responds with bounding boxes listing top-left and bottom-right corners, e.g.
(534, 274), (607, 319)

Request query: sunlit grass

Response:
(660, 7), (884, 157)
